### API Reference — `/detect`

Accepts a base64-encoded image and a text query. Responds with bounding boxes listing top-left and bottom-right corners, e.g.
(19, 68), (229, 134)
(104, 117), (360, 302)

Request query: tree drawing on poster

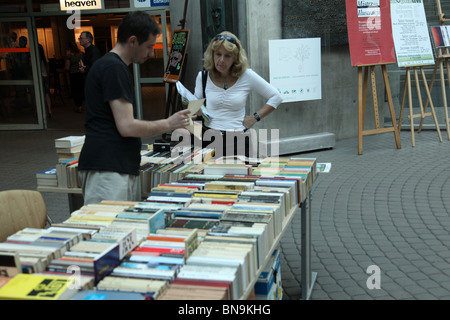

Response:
(163, 30), (189, 83)
(346, 0), (396, 66)
(269, 38), (322, 103)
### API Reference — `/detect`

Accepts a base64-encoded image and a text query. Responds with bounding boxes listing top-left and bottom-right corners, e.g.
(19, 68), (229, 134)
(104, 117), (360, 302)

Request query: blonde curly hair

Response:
(203, 31), (248, 78)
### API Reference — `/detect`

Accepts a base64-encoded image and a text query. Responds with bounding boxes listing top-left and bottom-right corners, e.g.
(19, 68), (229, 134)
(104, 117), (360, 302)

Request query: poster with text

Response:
(269, 38), (322, 103)
(390, 0), (434, 67)
(346, 0), (396, 66)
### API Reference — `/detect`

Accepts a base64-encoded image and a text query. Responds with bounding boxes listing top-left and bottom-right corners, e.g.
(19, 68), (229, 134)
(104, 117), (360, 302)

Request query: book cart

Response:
(239, 190), (316, 300)
(32, 143), (318, 300)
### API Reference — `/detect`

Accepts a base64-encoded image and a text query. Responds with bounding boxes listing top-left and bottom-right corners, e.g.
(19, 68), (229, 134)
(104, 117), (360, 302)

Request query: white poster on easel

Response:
(269, 38), (322, 103)
(390, 0), (435, 67)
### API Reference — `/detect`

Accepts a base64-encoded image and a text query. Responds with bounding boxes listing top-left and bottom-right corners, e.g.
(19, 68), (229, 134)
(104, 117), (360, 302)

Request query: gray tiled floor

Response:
(1, 107), (450, 300)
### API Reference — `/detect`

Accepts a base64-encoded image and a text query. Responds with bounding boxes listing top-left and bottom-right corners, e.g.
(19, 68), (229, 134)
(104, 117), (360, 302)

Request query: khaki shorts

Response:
(78, 170), (141, 206)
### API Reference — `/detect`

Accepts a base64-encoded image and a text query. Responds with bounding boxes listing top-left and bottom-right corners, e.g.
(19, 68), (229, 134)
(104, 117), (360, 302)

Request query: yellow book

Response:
(0, 274), (77, 300)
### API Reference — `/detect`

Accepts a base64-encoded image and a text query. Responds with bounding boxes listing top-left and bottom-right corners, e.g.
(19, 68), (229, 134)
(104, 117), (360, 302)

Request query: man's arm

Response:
(110, 98), (191, 138)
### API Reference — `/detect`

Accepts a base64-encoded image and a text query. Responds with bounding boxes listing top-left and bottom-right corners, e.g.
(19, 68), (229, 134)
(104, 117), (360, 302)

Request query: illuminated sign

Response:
(60, 0), (103, 10)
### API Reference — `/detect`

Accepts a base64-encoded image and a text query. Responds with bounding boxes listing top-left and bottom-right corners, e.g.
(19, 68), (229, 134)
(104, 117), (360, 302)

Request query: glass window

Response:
(104, 0), (130, 9)
(0, 21), (39, 126)
(0, 0), (27, 13)
(32, 0), (59, 12)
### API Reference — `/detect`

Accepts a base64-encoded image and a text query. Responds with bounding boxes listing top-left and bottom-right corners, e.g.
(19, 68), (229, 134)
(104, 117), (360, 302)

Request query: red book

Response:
(133, 246), (186, 255)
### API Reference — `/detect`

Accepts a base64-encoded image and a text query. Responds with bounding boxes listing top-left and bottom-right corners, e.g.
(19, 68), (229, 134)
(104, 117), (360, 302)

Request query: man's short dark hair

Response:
(83, 31), (94, 43)
(117, 11), (161, 45)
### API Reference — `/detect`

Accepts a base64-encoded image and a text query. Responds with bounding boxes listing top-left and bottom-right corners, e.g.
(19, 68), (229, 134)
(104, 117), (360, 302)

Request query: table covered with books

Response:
(14, 139), (320, 300)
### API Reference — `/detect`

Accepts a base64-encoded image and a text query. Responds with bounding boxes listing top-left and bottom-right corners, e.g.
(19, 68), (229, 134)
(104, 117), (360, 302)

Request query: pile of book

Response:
(55, 135), (84, 162)
(139, 146), (213, 198)
(35, 167), (57, 188)
(20, 157), (319, 299)
(35, 136), (84, 190)
(54, 136), (85, 189)
(0, 228), (84, 274)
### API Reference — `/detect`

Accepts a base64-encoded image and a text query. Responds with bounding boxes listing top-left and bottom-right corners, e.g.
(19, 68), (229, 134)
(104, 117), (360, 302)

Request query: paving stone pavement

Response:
(280, 130), (450, 300)
(1, 128), (450, 300)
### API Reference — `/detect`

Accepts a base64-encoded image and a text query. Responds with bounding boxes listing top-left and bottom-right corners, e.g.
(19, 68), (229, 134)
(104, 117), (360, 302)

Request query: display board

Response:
(269, 38), (322, 103)
(390, 0), (434, 67)
(346, 0), (396, 66)
(163, 29), (189, 83)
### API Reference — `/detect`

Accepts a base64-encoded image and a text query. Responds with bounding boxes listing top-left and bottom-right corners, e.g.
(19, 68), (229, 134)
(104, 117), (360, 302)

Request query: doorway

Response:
(0, 10), (171, 131)
(0, 17), (46, 130)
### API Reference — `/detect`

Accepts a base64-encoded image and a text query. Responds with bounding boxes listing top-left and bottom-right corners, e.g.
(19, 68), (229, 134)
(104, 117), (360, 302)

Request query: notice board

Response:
(390, 0), (434, 67)
(346, 0), (396, 66)
(269, 38), (322, 103)
(163, 29), (189, 83)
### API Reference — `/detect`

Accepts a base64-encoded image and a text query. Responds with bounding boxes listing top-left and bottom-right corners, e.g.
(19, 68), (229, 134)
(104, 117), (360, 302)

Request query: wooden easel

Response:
(398, 66), (442, 147)
(357, 64), (401, 155)
(418, 0), (450, 140)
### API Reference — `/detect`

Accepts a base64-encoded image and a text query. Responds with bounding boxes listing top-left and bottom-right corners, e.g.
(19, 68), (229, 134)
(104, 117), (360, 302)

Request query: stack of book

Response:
(204, 163), (253, 176)
(190, 189), (240, 206)
(35, 167), (57, 188)
(157, 282), (229, 300)
(254, 248), (283, 300)
(96, 276), (168, 299)
(139, 146), (211, 198)
(170, 260), (241, 299)
(0, 273), (80, 300)
(50, 136), (85, 189)
(54, 135), (85, 162)
(165, 206), (224, 237)
(46, 240), (120, 285)
(0, 228), (84, 274)
(146, 188), (194, 206)
(109, 228), (198, 283)
(55, 157), (80, 189)
(185, 239), (256, 298)
(253, 157), (318, 203)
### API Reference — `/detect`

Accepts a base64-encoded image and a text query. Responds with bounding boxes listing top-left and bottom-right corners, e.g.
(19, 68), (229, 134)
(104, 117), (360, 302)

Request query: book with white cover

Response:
(55, 135), (85, 148)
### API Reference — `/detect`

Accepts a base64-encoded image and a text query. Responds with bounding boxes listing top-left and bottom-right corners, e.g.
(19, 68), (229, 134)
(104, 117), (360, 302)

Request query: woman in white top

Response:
(194, 31), (282, 157)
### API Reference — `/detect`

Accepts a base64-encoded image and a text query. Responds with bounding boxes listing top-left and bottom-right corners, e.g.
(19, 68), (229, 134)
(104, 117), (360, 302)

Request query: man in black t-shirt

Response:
(78, 11), (191, 205)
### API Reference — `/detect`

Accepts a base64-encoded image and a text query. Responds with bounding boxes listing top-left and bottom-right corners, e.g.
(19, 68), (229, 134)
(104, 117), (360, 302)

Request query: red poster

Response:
(346, 0), (396, 66)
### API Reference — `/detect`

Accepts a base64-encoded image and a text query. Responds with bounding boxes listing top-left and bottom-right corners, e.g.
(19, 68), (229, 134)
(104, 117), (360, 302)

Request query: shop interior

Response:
(0, 11), (172, 130)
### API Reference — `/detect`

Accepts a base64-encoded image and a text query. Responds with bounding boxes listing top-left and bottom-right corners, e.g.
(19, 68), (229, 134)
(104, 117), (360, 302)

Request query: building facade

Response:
(1, 0), (448, 145)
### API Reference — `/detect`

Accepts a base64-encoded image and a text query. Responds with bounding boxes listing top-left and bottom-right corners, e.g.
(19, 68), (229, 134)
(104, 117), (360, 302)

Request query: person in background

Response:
(78, 11), (191, 205)
(13, 36), (32, 108)
(65, 41), (85, 113)
(5, 32), (17, 80)
(78, 31), (101, 76)
(38, 44), (52, 117)
(194, 31), (282, 158)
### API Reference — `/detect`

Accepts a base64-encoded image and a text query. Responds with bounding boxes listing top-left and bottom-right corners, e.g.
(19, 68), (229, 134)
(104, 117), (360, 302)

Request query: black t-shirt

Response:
(78, 52), (141, 176)
(83, 44), (101, 75)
